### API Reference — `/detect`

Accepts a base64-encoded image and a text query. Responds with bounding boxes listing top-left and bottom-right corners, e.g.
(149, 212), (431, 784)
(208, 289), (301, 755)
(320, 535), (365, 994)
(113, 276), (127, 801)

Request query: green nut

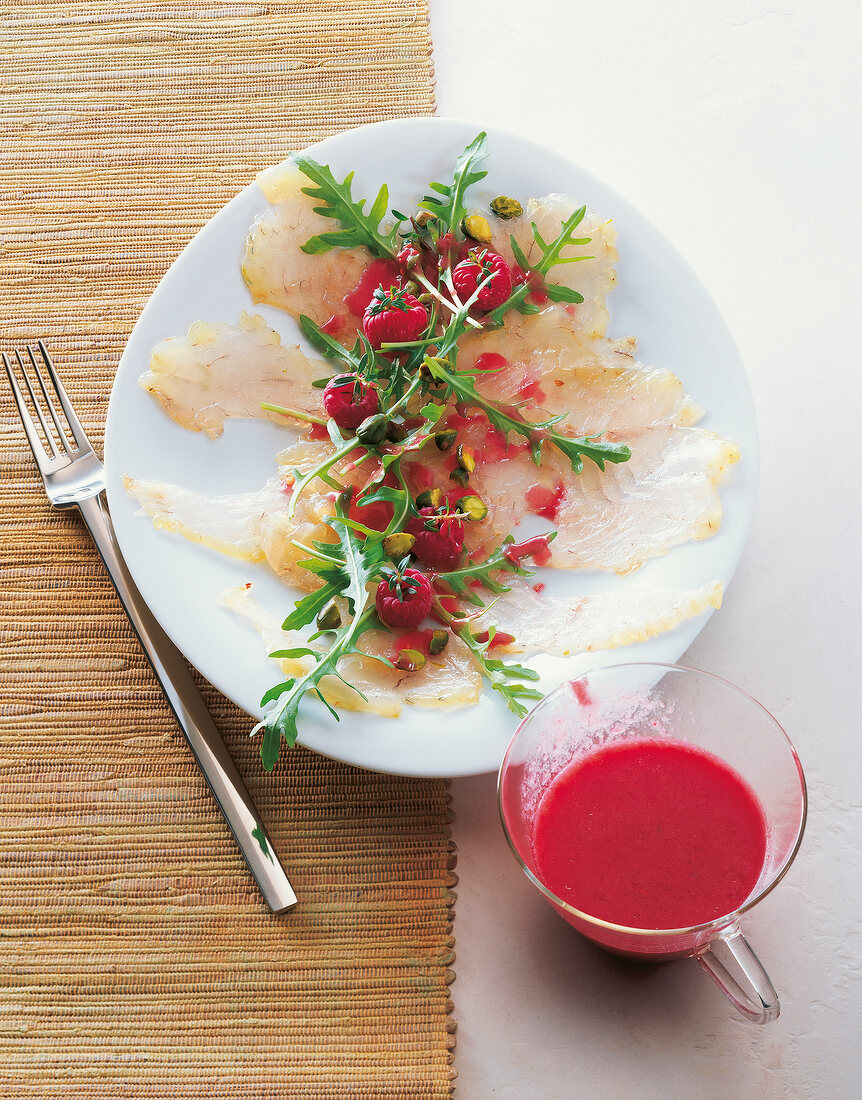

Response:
(316, 600), (342, 631)
(490, 196), (524, 220)
(386, 419), (409, 443)
(428, 629), (449, 656)
(434, 429), (458, 452)
(456, 495), (488, 522)
(382, 531), (416, 558)
(356, 413), (388, 446)
(396, 648), (426, 672)
(449, 467), (470, 489)
(415, 210), (437, 227)
(416, 488), (443, 510)
(456, 443), (476, 474)
(462, 213), (493, 243)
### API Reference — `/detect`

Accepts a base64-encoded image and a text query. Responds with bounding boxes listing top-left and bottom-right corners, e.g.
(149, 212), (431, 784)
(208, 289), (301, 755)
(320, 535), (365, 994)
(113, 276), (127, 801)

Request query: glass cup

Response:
(498, 663), (807, 1024)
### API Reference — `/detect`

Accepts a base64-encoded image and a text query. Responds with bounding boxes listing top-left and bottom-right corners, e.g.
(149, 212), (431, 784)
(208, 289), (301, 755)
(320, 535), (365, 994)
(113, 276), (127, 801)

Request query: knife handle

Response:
(77, 492), (297, 913)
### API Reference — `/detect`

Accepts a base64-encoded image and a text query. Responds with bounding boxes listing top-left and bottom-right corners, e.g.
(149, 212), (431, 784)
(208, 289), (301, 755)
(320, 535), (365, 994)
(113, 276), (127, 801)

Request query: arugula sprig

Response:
(457, 627), (543, 719)
(293, 154), (401, 258)
(482, 206), (593, 326)
(434, 537), (542, 606)
(254, 494), (384, 769)
(430, 589), (543, 719)
(425, 355), (631, 474)
(299, 314), (365, 370)
(509, 205), (592, 306)
(418, 132), (488, 235)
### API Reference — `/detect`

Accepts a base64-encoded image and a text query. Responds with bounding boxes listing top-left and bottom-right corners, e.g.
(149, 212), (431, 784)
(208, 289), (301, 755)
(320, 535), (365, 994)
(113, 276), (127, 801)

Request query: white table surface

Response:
(431, 0), (862, 1095)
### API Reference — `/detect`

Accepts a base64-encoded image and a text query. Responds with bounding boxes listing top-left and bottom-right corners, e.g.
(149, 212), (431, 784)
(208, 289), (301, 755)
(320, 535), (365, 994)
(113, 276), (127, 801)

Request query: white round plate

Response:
(104, 117), (757, 778)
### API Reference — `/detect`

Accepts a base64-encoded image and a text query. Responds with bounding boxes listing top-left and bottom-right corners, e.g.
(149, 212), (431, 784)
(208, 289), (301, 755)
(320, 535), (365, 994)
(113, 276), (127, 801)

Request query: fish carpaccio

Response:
(129, 158), (739, 722)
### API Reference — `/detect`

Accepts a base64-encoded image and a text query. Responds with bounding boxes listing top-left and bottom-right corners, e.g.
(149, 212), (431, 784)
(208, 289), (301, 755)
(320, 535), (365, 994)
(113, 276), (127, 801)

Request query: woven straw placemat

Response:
(0, 4), (456, 1097)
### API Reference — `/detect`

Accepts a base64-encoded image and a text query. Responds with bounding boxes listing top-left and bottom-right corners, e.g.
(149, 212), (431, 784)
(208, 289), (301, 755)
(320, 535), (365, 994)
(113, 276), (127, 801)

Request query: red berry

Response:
(363, 284), (428, 349)
(397, 243), (421, 269)
(322, 375), (380, 430)
(376, 568), (433, 630)
(452, 249), (513, 311)
(407, 507), (465, 571)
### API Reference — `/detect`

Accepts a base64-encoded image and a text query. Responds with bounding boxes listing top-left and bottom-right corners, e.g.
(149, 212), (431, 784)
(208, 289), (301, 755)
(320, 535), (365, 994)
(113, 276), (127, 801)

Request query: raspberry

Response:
(322, 375), (380, 431)
(407, 507), (465, 571)
(452, 249), (513, 311)
(376, 568), (433, 630)
(363, 285), (428, 349)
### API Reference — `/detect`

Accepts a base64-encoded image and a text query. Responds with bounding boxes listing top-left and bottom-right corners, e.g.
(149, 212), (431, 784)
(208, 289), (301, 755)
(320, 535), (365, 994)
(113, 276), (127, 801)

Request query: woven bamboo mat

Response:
(0, 4), (456, 1097)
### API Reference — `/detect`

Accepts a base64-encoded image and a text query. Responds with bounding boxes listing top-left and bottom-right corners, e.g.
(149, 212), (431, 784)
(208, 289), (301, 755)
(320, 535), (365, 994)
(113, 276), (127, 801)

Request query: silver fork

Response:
(4, 342), (297, 913)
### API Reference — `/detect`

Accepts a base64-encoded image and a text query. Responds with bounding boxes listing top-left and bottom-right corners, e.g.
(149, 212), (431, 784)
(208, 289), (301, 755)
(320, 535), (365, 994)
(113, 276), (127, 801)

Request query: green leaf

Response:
(254, 496), (389, 768)
(435, 538), (542, 605)
(251, 825), (271, 859)
(507, 208), (593, 307)
(299, 314), (362, 367)
(268, 647), (318, 660)
(486, 282), (539, 328)
(261, 722), (283, 772)
(509, 237), (530, 271)
(292, 155), (402, 258)
(550, 434), (632, 475)
(418, 133), (488, 235)
(260, 679), (295, 707)
(425, 355), (631, 474)
(528, 206), (589, 276)
(456, 627), (544, 719)
(545, 283), (585, 304)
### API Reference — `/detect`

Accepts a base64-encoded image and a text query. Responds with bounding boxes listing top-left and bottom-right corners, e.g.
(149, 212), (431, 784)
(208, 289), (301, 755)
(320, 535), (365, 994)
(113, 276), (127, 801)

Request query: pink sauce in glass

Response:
(531, 739), (768, 929)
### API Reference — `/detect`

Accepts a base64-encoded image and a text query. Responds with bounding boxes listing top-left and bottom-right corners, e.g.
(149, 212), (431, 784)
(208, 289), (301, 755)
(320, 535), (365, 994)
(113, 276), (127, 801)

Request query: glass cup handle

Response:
(695, 926), (780, 1024)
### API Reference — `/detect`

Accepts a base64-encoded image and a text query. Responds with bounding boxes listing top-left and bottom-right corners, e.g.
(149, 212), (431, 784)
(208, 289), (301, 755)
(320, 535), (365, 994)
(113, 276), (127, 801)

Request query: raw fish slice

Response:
(491, 195), (618, 338)
(455, 425), (739, 573)
(123, 440), (348, 589)
(460, 308), (703, 433)
(220, 585), (482, 717)
(140, 312), (326, 438)
(242, 159), (399, 332)
(474, 577), (723, 656)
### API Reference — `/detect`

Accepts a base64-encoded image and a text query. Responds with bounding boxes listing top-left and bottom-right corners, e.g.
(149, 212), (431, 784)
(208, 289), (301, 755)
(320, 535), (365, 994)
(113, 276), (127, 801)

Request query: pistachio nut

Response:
(456, 495), (488, 522)
(416, 487), (443, 510)
(456, 443), (476, 474)
(462, 213), (493, 243)
(316, 600), (342, 631)
(428, 629), (449, 656)
(434, 428), (458, 452)
(356, 413), (388, 446)
(396, 648), (427, 672)
(490, 196), (524, 220)
(386, 419), (409, 443)
(382, 531), (416, 558)
(449, 467), (470, 489)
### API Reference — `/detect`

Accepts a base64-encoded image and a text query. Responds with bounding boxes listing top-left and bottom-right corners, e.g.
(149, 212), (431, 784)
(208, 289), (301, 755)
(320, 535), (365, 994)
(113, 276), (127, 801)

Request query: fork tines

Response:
(3, 342), (90, 467)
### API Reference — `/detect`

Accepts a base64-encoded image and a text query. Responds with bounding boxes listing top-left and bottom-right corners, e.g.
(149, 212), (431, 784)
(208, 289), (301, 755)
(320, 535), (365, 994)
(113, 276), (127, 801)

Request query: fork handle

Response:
(77, 491), (298, 913)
